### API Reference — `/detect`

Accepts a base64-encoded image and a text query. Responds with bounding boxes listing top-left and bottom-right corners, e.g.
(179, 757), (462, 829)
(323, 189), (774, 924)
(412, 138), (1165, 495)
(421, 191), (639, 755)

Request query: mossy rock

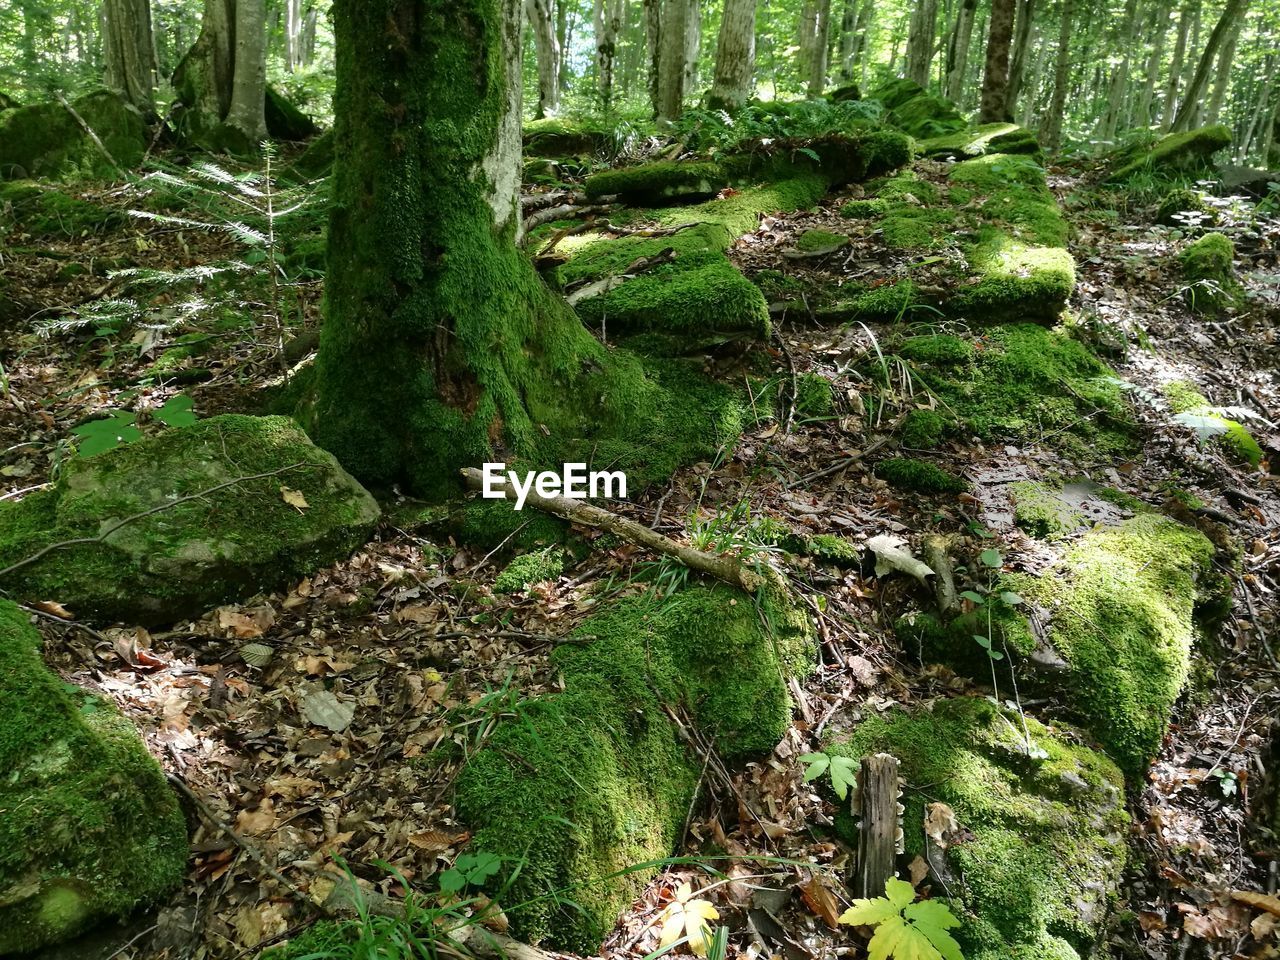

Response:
(456, 583), (814, 950)
(0, 415), (380, 625)
(0, 90), (145, 179)
(899, 408), (947, 449)
(875, 456), (967, 494)
(0, 600), (188, 951)
(264, 85), (319, 142)
(1108, 124), (1232, 182)
(1010, 480), (1086, 539)
(584, 161), (727, 204)
(0, 180), (121, 238)
(919, 123), (1042, 160)
(828, 82), (861, 102)
(826, 697), (1127, 960)
(1179, 232), (1242, 315)
(887, 92), (966, 140)
(904, 513), (1217, 775)
(522, 116), (618, 157)
(1163, 379), (1262, 466)
(792, 228), (849, 255)
(1155, 187), (1214, 227)
(818, 279), (928, 322)
(868, 78), (929, 111)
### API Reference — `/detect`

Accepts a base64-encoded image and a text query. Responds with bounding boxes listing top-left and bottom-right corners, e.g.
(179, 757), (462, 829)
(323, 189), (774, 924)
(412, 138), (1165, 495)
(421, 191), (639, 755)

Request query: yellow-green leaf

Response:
(903, 900), (960, 930)
(885, 877), (917, 910)
(838, 896), (900, 926)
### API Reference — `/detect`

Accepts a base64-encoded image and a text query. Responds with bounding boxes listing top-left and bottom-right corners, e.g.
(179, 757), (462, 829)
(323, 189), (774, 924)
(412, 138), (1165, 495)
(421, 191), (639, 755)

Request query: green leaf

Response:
(888, 922), (945, 960)
(829, 755), (858, 800)
(979, 549), (1003, 568)
(438, 869), (466, 893)
(155, 394), (197, 428)
(959, 590), (985, 605)
(999, 591), (1024, 606)
(800, 753), (830, 782)
(839, 896), (900, 927)
(987, 649), (1004, 660)
(972, 634), (992, 649)
(884, 877), (916, 910)
(72, 411), (141, 458)
(867, 915), (912, 960)
(903, 900), (960, 930)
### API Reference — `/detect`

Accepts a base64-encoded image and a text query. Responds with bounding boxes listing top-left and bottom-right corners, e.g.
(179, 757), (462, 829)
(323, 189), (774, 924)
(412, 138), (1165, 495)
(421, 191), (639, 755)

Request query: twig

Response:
(0, 462), (309, 580)
(54, 92), (124, 176)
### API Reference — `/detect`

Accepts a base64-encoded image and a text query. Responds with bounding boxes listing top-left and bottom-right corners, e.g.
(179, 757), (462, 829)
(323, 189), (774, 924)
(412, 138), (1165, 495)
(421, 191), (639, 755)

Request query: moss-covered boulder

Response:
(585, 161), (727, 204)
(1155, 187), (1214, 226)
(826, 697), (1127, 960)
(264, 85), (319, 142)
(1108, 124), (1232, 182)
(456, 583), (814, 950)
(0, 415), (380, 624)
(0, 601), (188, 951)
(0, 90), (145, 180)
(919, 123), (1042, 159)
(1179, 231), (1242, 314)
(522, 116), (617, 157)
(902, 513), (1217, 774)
(887, 91), (966, 140)
(875, 456), (967, 494)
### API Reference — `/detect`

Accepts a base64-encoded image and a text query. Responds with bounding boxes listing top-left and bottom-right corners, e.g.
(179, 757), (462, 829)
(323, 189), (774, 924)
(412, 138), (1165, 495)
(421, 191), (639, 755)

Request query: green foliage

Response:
(494, 547), (566, 593)
(1161, 380), (1262, 466)
(70, 395), (198, 458)
(669, 99), (886, 153)
(800, 750), (858, 800)
(875, 457), (967, 494)
(838, 878), (963, 960)
(438, 852), (503, 894)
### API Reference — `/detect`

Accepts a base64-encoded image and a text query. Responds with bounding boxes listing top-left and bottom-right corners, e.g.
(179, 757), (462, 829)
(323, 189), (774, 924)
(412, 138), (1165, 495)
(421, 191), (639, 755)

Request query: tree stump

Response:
(854, 752), (902, 899)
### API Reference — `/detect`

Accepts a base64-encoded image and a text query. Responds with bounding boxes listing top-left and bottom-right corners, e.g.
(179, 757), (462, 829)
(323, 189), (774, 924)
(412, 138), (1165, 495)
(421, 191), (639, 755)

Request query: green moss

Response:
(751, 269), (807, 301)
(920, 123), (1042, 159)
(1179, 232), (1241, 314)
(902, 324), (1133, 458)
(824, 278), (923, 321)
(887, 92), (966, 139)
(1161, 380), (1261, 466)
(898, 333), (974, 366)
(0, 90), (145, 179)
(825, 697), (1126, 960)
(0, 415), (380, 624)
(1109, 124), (1232, 181)
(522, 116), (618, 157)
(899, 408), (947, 449)
(794, 228), (848, 253)
(0, 601), (188, 952)
(794, 372), (835, 418)
(454, 498), (568, 551)
(1010, 480), (1084, 539)
(584, 161), (727, 203)
(950, 234), (1076, 321)
(875, 457), (967, 494)
(869, 78), (930, 110)
(455, 583), (814, 950)
(0, 181), (121, 237)
(1155, 187), (1213, 226)
(494, 547), (566, 593)
(881, 206), (958, 249)
(797, 533), (861, 567)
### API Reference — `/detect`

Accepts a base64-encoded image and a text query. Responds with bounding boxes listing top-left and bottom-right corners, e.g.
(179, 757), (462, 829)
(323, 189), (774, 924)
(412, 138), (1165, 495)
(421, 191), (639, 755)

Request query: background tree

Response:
(527, 0), (560, 116)
(172, 0), (267, 148)
(978, 0), (1016, 121)
(103, 0), (158, 117)
(708, 0), (757, 107)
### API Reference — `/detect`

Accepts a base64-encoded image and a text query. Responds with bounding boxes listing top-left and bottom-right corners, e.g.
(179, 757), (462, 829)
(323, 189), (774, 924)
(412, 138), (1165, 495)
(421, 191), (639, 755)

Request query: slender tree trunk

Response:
(594, 0), (626, 108)
(1171, 0), (1249, 131)
(1239, 56), (1276, 162)
(302, 6), (317, 65)
(906, 0), (940, 87)
(1039, 0), (1073, 151)
(1134, 0), (1170, 128)
(1004, 0), (1036, 116)
(104, 0), (158, 117)
(656, 0), (692, 119)
(1204, 9), (1243, 124)
(683, 0), (701, 96)
(1099, 0), (1138, 140)
(645, 0), (663, 115)
(556, 0), (571, 90)
(225, 0), (266, 142)
(709, 0), (757, 108)
(978, 0), (1016, 122)
(528, 0), (560, 116)
(944, 0), (977, 102)
(1160, 0), (1194, 128)
(806, 0), (832, 97)
(837, 0), (857, 80)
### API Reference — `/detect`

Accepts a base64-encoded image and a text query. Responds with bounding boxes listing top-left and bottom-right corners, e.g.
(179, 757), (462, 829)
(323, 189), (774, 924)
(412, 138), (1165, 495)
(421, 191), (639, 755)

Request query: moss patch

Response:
(455, 583), (814, 950)
(875, 457), (967, 494)
(0, 181), (121, 237)
(0, 600), (188, 951)
(825, 697), (1127, 960)
(494, 547), (566, 593)
(1155, 187), (1213, 227)
(1108, 124), (1232, 182)
(919, 123), (1042, 160)
(0, 90), (145, 180)
(585, 161), (726, 204)
(1179, 232), (1242, 315)
(1010, 480), (1085, 539)
(794, 372), (836, 418)
(0, 415), (381, 625)
(1162, 379), (1261, 466)
(899, 408), (947, 449)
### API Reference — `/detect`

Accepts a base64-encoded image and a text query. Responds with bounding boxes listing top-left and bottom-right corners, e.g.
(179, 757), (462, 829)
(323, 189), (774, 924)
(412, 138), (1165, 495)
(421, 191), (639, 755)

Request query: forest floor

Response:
(3, 151), (1280, 960)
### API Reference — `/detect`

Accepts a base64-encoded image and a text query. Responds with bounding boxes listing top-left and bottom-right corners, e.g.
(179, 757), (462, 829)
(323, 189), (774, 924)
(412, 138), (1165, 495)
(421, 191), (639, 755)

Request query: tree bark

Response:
(1038, 0), (1074, 152)
(1134, 0), (1170, 127)
(806, 0), (833, 97)
(656, 0), (693, 119)
(978, 0), (1016, 123)
(172, 0), (267, 149)
(1003, 0), (1036, 118)
(708, 0), (757, 109)
(528, 0), (561, 117)
(1171, 0), (1249, 131)
(944, 0), (977, 102)
(645, 0), (663, 116)
(1161, 0), (1195, 128)
(1204, 6), (1243, 124)
(853, 754), (901, 899)
(104, 0), (158, 117)
(906, 0), (939, 87)
(836, 0), (857, 80)
(594, 0), (626, 108)
(225, 0), (266, 142)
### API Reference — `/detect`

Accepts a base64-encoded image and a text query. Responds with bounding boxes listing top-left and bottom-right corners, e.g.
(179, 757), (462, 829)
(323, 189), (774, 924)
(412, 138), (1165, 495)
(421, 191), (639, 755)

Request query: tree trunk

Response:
(104, 0), (158, 117)
(172, 0), (267, 149)
(708, 0), (757, 109)
(225, 0), (266, 142)
(1003, 0), (1035, 117)
(645, 0), (663, 116)
(594, 0), (625, 108)
(656, 0), (692, 119)
(836, 0), (856, 80)
(1160, 0), (1194, 128)
(528, 0), (560, 117)
(1134, 0), (1170, 128)
(683, 0), (701, 99)
(1099, 0), (1138, 140)
(1171, 0), (1249, 131)
(1038, 0), (1073, 151)
(806, 0), (832, 97)
(1204, 7), (1243, 124)
(906, 0), (939, 87)
(978, 0), (1016, 123)
(944, 0), (977, 102)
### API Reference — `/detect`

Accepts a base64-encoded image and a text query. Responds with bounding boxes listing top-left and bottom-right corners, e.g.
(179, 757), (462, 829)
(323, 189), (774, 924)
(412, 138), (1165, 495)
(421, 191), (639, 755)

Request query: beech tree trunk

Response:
(906, 0), (939, 87)
(594, 0), (625, 108)
(978, 0), (1016, 123)
(104, 0), (158, 117)
(806, 0), (833, 97)
(527, 0), (560, 117)
(656, 0), (693, 120)
(1003, 0), (1035, 118)
(944, 0), (977, 102)
(1039, 0), (1074, 151)
(1099, 0), (1138, 140)
(1204, 8), (1243, 124)
(836, 0), (857, 80)
(1171, 0), (1249, 131)
(172, 0), (266, 149)
(708, 0), (757, 109)
(645, 0), (663, 116)
(1161, 0), (1195, 128)
(1134, 0), (1170, 127)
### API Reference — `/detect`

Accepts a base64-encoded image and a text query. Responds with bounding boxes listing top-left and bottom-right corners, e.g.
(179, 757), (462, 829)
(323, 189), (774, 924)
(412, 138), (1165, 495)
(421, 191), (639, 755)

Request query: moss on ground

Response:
(919, 123), (1042, 159)
(875, 457), (967, 494)
(825, 697), (1127, 960)
(1179, 232), (1242, 315)
(584, 161), (726, 203)
(898, 324), (1134, 459)
(0, 181), (121, 237)
(1108, 124), (1232, 182)
(494, 547), (566, 593)
(899, 408), (947, 448)
(1162, 379), (1262, 466)
(794, 228), (848, 253)
(0, 600), (188, 951)
(455, 583), (814, 950)
(1010, 480), (1085, 539)
(886, 92), (966, 140)
(522, 116), (619, 157)
(1155, 187), (1213, 226)
(794, 372), (836, 418)
(0, 415), (381, 624)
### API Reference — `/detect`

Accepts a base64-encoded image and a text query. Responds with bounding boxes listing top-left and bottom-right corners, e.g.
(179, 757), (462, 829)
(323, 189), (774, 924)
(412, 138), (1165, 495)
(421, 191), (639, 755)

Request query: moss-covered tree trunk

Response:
(172, 0), (266, 150)
(313, 0), (698, 499)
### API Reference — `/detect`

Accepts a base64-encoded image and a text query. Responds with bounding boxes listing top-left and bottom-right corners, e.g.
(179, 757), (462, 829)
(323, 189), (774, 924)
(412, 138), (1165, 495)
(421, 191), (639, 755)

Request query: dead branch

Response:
(55, 93), (124, 176)
(564, 249), (678, 305)
(460, 467), (779, 594)
(523, 202), (614, 234)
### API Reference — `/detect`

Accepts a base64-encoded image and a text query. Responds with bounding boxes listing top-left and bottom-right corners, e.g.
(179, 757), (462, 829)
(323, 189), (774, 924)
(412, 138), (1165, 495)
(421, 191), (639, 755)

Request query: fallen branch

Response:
(564, 248), (678, 306)
(460, 467), (779, 594)
(54, 93), (124, 176)
(522, 201), (614, 234)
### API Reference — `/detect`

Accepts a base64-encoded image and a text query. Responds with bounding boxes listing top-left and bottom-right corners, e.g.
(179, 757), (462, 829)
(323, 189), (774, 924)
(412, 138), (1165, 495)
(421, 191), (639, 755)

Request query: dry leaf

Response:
(34, 599), (74, 619)
(799, 875), (842, 929)
(281, 486), (309, 511)
(235, 797), (277, 835)
(1232, 890), (1280, 918)
(925, 802), (958, 848)
(907, 856), (929, 886)
(302, 688), (355, 732)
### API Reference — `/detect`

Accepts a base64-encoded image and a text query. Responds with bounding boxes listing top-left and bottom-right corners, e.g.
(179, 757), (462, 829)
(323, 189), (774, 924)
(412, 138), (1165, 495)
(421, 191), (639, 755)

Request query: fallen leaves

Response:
(658, 882), (721, 957)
